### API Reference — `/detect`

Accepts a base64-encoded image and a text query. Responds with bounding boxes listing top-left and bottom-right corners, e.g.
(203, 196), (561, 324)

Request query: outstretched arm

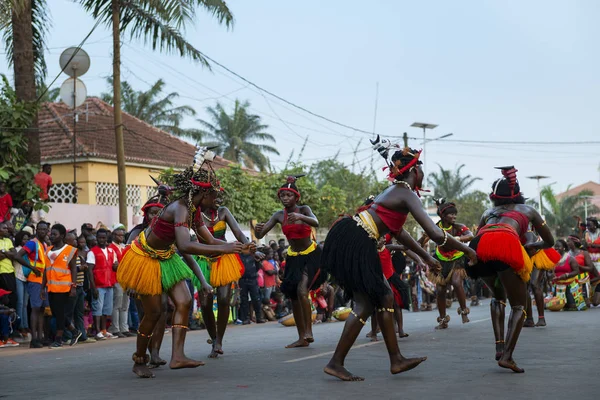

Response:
(254, 212), (281, 239)
(526, 208), (554, 250)
(395, 230), (436, 265)
(222, 207), (249, 244)
(181, 253), (212, 294)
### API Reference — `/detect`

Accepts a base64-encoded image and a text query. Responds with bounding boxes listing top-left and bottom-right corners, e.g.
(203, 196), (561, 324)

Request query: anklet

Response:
(495, 340), (505, 344)
(132, 352), (150, 365)
(377, 308), (395, 313)
(172, 324), (189, 330)
(457, 307), (470, 316)
(137, 330), (153, 338)
(350, 310), (366, 325)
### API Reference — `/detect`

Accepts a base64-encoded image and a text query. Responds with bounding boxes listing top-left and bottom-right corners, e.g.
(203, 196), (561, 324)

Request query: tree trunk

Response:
(12, 0), (39, 165)
(112, 0), (128, 227)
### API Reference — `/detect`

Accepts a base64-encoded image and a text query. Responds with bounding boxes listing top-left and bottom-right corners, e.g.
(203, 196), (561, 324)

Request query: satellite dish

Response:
(59, 47), (90, 77)
(59, 78), (87, 108)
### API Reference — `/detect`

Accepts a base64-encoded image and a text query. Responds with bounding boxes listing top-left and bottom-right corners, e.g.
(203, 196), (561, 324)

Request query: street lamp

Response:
(581, 195), (597, 220)
(410, 122), (438, 179)
(527, 175), (550, 215)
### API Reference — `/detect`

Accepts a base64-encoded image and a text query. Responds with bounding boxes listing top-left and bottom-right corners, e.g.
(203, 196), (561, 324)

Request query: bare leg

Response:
(435, 284), (449, 329)
(395, 307), (408, 338)
(148, 294), (167, 368)
(200, 289), (217, 351)
(496, 269), (527, 373)
(168, 280), (204, 369)
(483, 276), (506, 361)
(286, 297), (308, 348)
(531, 270), (546, 326)
(524, 285), (535, 327)
(366, 311), (379, 341)
(324, 292), (374, 381)
(298, 274), (314, 343)
(133, 295), (162, 378)
(211, 285), (232, 357)
(451, 272), (470, 323)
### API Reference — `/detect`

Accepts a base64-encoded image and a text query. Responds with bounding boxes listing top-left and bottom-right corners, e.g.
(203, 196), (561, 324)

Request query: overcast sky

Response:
(2, 0), (599, 198)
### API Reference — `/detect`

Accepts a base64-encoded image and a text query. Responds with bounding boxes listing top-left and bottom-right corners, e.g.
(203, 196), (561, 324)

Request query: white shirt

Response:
(86, 247), (117, 265)
(48, 244), (68, 263)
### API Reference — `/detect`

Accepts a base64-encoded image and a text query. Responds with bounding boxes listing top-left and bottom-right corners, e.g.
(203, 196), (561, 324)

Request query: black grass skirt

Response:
(322, 217), (390, 307)
(281, 246), (325, 300)
(387, 272), (410, 310)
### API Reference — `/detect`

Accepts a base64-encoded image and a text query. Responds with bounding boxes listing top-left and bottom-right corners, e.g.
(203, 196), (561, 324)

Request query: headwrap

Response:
(490, 166), (522, 200)
(278, 175), (304, 199)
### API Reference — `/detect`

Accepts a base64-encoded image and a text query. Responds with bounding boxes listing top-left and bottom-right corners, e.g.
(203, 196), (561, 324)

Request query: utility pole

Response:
(403, 132), (408, 148)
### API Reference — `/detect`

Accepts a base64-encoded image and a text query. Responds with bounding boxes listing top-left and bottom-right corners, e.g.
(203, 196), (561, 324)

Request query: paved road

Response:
(1, 301), (598, 399)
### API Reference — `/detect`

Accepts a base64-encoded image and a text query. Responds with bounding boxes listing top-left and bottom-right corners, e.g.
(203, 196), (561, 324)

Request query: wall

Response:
(45, 202), (143, 230)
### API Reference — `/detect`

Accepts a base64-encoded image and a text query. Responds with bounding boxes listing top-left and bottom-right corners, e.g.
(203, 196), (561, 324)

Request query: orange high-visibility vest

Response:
(27, 238), (50, 284)
(46, 245), (77, 293)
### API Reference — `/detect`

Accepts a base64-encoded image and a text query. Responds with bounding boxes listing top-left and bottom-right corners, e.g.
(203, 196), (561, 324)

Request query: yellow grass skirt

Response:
(209, 253), (244, 288)
(117, 232), (192, 296)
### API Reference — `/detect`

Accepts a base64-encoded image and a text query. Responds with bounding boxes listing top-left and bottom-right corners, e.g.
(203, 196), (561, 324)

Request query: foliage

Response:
(199, 100), (280, 172)
(78, 0), (234, 68)
(1, 0), (50, 86)
(100, 77), (202, 140)
(456, 190), (490, 230)
(427, 163), (481, 200)
(37, 84), (60, 103)
(537, 186), (599, 237)
(0, 75), (45, 209)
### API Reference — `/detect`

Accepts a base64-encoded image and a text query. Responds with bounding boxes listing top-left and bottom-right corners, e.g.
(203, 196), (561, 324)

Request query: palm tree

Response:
(2, 0), (50, 164)
(100, 77), (202, 140)
(539, 186), (599, 237)
(199, 100), (279, 171)
(78, 0), (234, 224)
(427, 163), (481, 200)
(37, 84), (60, 103)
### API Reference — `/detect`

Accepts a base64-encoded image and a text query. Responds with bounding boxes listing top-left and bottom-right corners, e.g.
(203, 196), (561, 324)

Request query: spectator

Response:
(0, 289), (18, 347)
(261, 247), (278, 301)
(12, 201), (32, 232)
(32, 164), (52, 223)
(108, 227), (132, 338)
(87, 229), (117, 340)
(42, 224), (81, 348)
(80, 223), (94, 246)
(0, 182), (13, 223)
(12, 230), (30, 339)
(239, 253), (265, 325)
(65, 232), (95, 344)
(16, 221), (49, 348)
(277, 238), (287, 261)
(0, 222), (16, 311)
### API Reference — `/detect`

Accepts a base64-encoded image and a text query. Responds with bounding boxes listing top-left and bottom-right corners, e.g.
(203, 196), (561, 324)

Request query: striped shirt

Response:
(76, 255), (85, 286)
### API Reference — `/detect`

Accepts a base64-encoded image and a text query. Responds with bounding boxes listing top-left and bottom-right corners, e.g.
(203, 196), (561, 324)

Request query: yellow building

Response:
(38, 97), (237, 228)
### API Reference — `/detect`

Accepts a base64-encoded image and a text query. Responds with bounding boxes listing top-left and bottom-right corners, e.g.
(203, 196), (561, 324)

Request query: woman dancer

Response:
(197, 194), (256, 358)
(255, 175), (325, 348)
(567, 234), (596, 306)
(419, 199), (473, 329)
(552, 239), (581, 310)
(524, 230), (560, 327)
(117, 149), (243, 378)
(322, 139), (477, 381)
(467, 166), (554, 373)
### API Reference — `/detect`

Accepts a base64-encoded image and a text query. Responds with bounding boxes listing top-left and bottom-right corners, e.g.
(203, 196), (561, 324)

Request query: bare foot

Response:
(214, 341), (224, 354)
(398, 332), (409, 338)
(366, 331), (376, 338)
(324, 362), (365, 381)
(369, 334), (379, 342)
(208, 344), (219, 359)
(390, 356), (427, 374)
(495, 343), (504, 361)
(133, 363), (155, 378)
(523, 319), (535, 328)
(461, 314), (470, 324)
(305, 336), (315, 343)
(169, 356), (205, 369)
(149, 352), (167, 369)
(535, 318), (546, 327)
(498, 357), (524, 373)
(435, 324), (448, 330)
(285, 339), (309, 348)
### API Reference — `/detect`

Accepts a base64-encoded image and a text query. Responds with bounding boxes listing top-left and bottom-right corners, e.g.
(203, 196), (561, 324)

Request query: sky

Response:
(1, 0), (599, 199)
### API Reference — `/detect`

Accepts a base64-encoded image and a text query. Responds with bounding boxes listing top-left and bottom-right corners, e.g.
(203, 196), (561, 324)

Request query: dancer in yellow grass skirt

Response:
(117, 148), (243, 379)
(194, 198), (256, 358)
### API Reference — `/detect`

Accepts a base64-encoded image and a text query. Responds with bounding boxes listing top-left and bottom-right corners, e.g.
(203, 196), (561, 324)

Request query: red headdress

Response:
(490, 166), (522, 200)
(278, 175), (304, 199)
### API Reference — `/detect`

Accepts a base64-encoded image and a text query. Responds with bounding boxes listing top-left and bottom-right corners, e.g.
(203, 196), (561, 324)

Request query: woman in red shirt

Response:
(552, 239), (581, 310)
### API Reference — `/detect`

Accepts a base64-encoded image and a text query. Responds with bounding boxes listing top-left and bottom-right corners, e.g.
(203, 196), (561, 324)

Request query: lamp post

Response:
(527, 175), (550, 215)
(581, 195), (596, 220)
(410, 122), (438, 179)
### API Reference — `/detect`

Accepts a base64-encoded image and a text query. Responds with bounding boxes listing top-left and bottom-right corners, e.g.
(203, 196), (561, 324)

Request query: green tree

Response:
(2, 0), (50, 164)
(199, 100), (279, 171)
(78, 0), (234, 224)
(427, 163), (481, 200)
(100, 77), (202, 140)
(457, 190), (489, 230)
(0, 75), (45, 209)
(538, 186), (599, 237)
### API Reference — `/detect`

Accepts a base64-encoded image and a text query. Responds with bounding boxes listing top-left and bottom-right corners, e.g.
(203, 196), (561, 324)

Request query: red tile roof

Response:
(38, 97), (237, 170)
(556, 181), (600, 216)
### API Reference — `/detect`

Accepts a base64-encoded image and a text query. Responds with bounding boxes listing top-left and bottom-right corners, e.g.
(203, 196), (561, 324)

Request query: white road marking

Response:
(284, 340), (383, 363)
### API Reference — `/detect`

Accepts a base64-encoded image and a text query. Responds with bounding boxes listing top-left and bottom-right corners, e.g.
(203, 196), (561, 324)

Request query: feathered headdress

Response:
(370, 135), (422, 180)
(278, 175), (305, 199)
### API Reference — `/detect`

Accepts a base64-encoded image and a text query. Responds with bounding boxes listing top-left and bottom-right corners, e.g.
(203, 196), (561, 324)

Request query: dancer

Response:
(198, 194), (256, 358)
(524, 230), (560, 327)
(117, 148), (243, 378)
(254, 175), (325, 348)
(126, 184), (171, 368)
(467, 166), (553, 373)
(322, 139), (477, 381)
(419, 199), (473, 329)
